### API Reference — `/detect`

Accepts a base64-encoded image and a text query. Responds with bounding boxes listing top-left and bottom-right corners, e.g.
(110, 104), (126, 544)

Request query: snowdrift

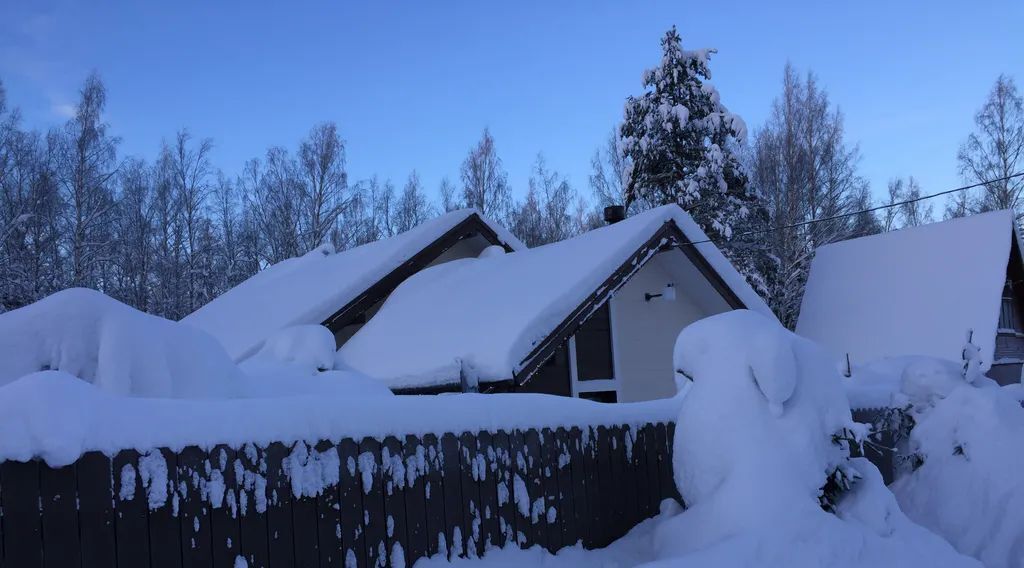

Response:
(649, 310), (978, 567)
(888, 359), (1024, 568)
(0, 288), (242, 398)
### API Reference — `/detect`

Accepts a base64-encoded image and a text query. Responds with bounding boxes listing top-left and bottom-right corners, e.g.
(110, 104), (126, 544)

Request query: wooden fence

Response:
(0, 422), (679, 568)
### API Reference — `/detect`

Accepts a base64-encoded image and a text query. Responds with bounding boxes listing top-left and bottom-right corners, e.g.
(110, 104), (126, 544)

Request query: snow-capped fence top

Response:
(0, 418), (680, 568)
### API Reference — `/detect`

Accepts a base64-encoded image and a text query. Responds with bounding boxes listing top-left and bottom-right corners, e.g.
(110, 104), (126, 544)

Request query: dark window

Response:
(578, 390), (617, 403)
(575, 303), (614, 381)
(1000, 280), (1021, 331)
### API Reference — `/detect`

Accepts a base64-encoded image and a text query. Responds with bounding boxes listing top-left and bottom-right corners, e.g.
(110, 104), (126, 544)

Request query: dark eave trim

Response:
(514, 218), (747, 388)
(321, 213), (517, 333)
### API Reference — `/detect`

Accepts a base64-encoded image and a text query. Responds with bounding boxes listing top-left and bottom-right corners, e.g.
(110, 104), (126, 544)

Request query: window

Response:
(574, 303), (614, 381)
(578, 390), (617, 403)
(1000, 280), (1021, 331)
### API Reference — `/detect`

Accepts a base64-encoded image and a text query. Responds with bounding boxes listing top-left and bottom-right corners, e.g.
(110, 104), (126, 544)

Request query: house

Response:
(797, 209), (1024, 386)
(183, 209), (524, 361)
(336, 204), (776, 401)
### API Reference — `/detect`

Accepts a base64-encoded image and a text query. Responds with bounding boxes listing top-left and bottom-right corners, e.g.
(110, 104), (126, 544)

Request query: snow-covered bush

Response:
(650, 310), (978, 567)
(0, 288), (242, 398)
(887, 358), (1024, 568)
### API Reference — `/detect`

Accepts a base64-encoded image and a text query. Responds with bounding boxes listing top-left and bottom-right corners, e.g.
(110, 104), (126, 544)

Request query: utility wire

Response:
(679, 171), (1024, 247)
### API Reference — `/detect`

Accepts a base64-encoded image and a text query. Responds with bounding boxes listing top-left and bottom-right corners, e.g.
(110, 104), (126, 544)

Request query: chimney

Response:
(604, 205), (625, 225)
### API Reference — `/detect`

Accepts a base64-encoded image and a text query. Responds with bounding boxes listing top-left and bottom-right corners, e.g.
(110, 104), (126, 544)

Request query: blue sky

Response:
(1, 1), (1022, 206)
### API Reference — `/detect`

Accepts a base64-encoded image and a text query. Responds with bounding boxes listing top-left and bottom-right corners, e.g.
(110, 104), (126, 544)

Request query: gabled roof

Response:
(796, 209), (1021, 370)
(336, 204), (775, 391)
(183, 209), (524, 361)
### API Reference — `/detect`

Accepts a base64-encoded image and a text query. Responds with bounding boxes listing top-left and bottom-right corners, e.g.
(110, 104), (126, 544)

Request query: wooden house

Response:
(797, 209), (1024, 386)
(184, 209), (524, 361)
(337, 204), (776, 401)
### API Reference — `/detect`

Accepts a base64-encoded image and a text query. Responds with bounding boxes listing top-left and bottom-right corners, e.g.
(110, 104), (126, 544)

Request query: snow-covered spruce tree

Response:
(619, 27), (753, 243)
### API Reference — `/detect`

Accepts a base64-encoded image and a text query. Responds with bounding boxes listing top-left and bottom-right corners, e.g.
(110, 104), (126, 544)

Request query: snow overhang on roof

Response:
(337, 204), (776, 391)
(796, 209), (1021, 370)
(183, 209), (524, 361)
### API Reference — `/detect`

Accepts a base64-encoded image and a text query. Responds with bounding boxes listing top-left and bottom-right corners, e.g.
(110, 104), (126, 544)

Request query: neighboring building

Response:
(184, 209), (524, 361)
(797, 209), (1024, 386)
(337, 204), (776, 401)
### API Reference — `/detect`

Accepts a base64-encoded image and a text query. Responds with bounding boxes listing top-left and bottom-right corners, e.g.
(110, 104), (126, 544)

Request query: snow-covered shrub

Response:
(887, 358), (1024, 568)
(0, 288), (242, 398)
(651, 310), (978, 567)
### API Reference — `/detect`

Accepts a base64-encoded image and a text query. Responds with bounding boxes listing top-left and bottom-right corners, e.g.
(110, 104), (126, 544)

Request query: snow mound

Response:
(653, 310), (978, 567)
(890, 362), (1024, 568)
(244, 324), (337, 374)
(0, 288), (242, 398)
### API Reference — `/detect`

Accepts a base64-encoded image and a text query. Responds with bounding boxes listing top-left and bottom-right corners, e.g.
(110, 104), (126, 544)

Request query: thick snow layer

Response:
(651, 311), (978, 567)
(889, 363), (1024, 568)
(0, 371), (680, 466)
(184, 209), (524, 361)
(243, 325), (337, 374)
(0, 288), (242, 398)
(797, 209), (1018, 371)
(843, 356), (1001, 410)
(339, 204), (774, 389)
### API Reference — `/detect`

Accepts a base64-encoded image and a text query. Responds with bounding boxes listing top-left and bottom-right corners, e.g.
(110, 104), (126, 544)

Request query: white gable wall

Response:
(609, 250), (733, 402)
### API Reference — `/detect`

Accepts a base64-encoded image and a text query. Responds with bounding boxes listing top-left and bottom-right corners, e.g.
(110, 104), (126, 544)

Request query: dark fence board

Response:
(439, 433), (464, 559)
(78, 452), (117, 568)
(490, 431), (516, 548)
(148, 448), (182, 568)
(113, 450), (150, 566)
(594, 426), (614, 548)
(403, 435), (429, 565)
(177, 445), (213, 568)
(208, 446), (241, 568)
(1, 460), (43, 568)
(663, 424), (681, 503)
(566, 427), (589, 548)
(631, 426), (652, 520)
(289, 443), (321, 568)
(458, 431), (482, 558)
(40, 461), (82, 568)
(421, 434), (445, 560)
(382, 436), (409, 567)
(338, 439), (365, 568)
(476, 431), (501, 552)
(237, 444), (269, 568)
(522, 428), (547, 550)
(264, 442), (296, 568)
(642, 424), (663, 513)
(314, 441), (342, 568)
(610, 423), (626, 540)
(623, 426), (642, 530)
(508, 430), (529, 548)
(540, 428), (561, 551)
(554, 428), (577, 547)
(358, 437), (387, 568)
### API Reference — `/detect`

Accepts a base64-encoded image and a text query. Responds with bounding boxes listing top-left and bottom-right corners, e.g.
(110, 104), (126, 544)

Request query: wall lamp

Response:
(645, 283), (676, 302)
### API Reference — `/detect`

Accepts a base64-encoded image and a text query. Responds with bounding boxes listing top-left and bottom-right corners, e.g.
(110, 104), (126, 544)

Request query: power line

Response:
(681, 171), (1024, 246)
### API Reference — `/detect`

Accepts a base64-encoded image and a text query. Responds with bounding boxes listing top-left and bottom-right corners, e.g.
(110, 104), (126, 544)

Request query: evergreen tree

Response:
(619, 27), (752, 241)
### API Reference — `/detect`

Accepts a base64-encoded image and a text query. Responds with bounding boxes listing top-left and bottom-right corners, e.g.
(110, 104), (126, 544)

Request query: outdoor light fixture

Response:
(645, 283), (677, 302)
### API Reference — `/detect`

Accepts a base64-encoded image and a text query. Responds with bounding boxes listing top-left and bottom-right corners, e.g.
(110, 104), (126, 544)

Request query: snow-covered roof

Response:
(184, 209), (524, 361)
(337, 204), (774, 390)
(797, 210), (1021, 370)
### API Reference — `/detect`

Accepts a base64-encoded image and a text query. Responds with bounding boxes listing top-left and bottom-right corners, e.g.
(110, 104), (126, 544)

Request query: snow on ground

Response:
(415, 501), (680, 567)
(888, 358), (1024, 568)
(0, 288), (243, 398)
